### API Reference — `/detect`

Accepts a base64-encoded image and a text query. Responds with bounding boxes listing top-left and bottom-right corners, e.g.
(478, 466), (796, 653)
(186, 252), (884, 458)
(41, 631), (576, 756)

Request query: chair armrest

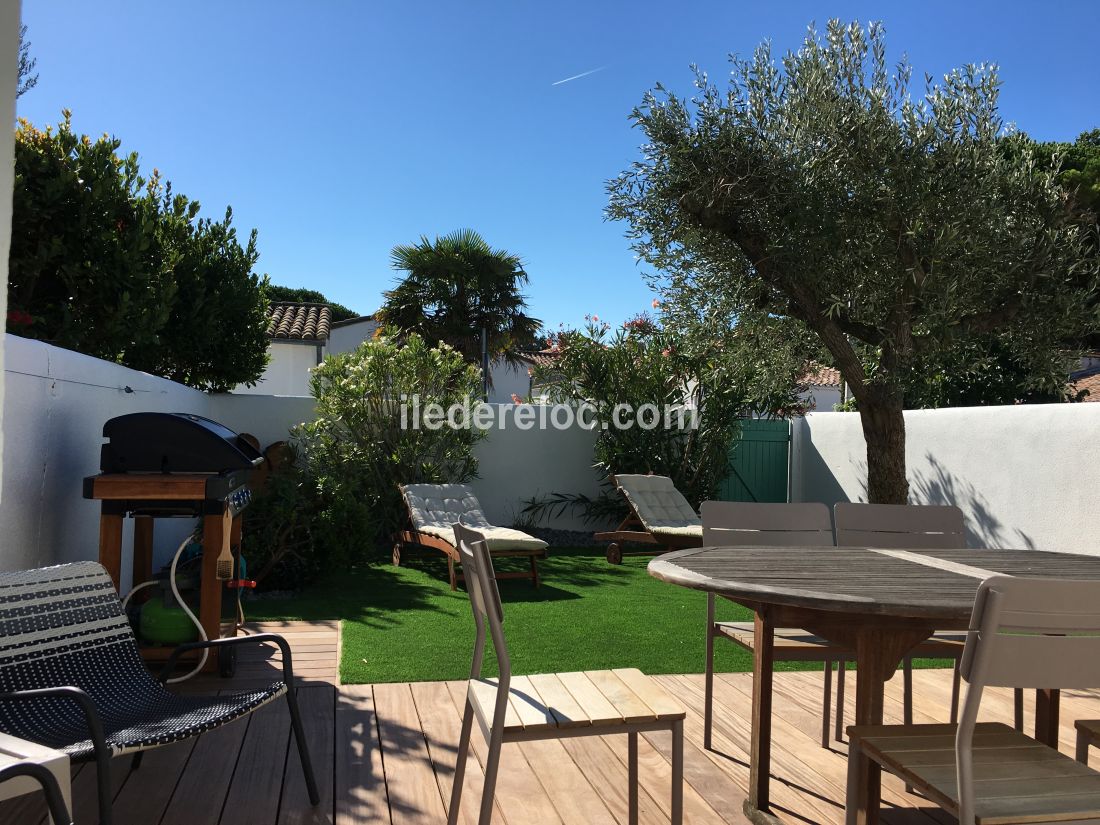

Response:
(0, 686), (108, 756)
(158, 633), (296, 685)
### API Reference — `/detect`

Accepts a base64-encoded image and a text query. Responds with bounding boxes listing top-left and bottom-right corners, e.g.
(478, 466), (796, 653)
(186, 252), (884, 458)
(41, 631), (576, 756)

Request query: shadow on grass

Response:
(245, 546), (643, 625)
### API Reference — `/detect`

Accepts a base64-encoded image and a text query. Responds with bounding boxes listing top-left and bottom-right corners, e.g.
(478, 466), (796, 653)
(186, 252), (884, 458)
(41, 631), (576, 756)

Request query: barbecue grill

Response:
(83, 412), (263, 674)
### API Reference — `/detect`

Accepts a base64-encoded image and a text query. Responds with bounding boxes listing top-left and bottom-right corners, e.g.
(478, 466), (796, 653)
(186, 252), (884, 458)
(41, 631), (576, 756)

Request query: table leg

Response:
(744, 609), (777, 824)
(848, 628), (933, 825)
(1035, 689), (1061, 748)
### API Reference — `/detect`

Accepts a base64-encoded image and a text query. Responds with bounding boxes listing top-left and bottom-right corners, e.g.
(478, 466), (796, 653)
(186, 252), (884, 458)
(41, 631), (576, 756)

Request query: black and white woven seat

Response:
(0, 561), (319, 824)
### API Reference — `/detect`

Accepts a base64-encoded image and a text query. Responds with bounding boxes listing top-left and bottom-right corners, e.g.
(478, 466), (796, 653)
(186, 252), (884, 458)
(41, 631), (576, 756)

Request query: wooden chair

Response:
(395, 483), (548, 589)
(448, 523), (685, 825)
(847, 575), (1100, 825)
(833, 502), (1020, 731)
(595, 474), (703, 564)
(701, 501), (848, 750)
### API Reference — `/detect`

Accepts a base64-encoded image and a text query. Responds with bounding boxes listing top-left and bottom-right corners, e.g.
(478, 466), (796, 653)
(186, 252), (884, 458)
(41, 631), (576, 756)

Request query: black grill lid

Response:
(100, 412), (263, 473)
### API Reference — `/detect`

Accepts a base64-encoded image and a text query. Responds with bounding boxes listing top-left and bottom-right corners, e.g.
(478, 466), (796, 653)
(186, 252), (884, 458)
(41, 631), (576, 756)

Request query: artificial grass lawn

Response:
(246, 547), (947, 684)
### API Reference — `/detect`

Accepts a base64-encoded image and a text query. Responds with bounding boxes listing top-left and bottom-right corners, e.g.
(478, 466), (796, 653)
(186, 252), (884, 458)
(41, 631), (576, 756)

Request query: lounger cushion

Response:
(615, 474), (703, 539)
(401, 483), (548, 552)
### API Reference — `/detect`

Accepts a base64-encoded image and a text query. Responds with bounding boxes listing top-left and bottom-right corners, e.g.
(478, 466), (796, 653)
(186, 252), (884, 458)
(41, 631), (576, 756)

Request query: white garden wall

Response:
(0, 336), (600, 577)
(792, 405), (1100, 554)
(471, 405), (601, 531)
(0, 335), (317, 579)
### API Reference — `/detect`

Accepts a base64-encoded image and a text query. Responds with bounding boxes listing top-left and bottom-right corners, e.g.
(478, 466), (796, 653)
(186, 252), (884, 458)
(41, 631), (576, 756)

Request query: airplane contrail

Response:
(552, 66), (606, 86)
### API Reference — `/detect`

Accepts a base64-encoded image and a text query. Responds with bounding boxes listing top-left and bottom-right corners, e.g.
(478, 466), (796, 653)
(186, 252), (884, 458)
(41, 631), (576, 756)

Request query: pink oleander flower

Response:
(652, 298), (660, 309)
(592, 315), (599, 322)
(661, 348), (672, 357)
(511, 393), (522, 404)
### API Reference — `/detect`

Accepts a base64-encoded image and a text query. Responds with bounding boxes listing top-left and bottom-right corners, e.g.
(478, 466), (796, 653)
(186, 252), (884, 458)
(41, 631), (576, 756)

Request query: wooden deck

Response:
(4, 620), (1100, 824)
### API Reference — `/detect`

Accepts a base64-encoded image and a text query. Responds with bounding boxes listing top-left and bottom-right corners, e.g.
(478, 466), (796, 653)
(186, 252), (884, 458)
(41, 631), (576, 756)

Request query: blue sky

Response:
(16, 0), (1099, 331)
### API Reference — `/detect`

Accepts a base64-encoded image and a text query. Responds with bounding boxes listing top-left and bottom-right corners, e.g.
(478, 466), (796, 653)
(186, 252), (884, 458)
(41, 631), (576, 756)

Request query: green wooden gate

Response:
(717, 419), (791, 503)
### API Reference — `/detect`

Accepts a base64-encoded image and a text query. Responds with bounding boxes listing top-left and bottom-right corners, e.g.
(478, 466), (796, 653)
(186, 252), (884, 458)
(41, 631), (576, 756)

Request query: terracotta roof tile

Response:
(801, 364), (842, 388)
(266, 303), (331, 341)
(1071, 368), (1100, 402)
(517, 348), (561, 370)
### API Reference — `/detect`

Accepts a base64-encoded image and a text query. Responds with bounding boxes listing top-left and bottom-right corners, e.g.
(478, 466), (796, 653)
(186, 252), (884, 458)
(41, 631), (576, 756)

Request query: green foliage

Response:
(17, 25), (38, 98)
(607, 20), (1100, 501)
(242, 448), (328, 590)
(8, 113), (269, 391)
(1045, 129), (1100, 214)
(533, 316), (761, 513)
(264, 283), (359, 322)
(377, 229), (542, 370)
(296, 328), (487, 556)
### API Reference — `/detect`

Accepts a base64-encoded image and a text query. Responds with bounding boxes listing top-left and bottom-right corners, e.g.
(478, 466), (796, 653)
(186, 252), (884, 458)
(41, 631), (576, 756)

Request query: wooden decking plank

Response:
(602, 723), (734, 824)
(442, 680), (564, 825)
(701, 673), (949, 825)
(374, 682), (448, 825)
(107, 737), (198, 825)
(221, 698), (292, 825)
(556, 732), (667, 824)
(515, 738), (620, 825)
(335, 685), (389, 825)
(655, 673), (843, 825)
(159, 704), (252, 825)
(408, 680), (502, 825)
(278, 685), (337, 825)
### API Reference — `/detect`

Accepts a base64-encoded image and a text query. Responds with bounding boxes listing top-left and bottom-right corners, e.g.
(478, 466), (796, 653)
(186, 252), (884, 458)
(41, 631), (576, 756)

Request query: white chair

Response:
(701, 501), (846, 749)
(0, 732), (72, 825)
(448, 523), (685, 825)
(847, 575), (1100, 825)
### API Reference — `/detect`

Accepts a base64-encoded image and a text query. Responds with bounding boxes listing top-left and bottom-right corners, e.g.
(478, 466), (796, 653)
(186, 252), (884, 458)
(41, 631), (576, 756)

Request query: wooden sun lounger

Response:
(393, 527), (546, 590)
(595, 475), (703, 563)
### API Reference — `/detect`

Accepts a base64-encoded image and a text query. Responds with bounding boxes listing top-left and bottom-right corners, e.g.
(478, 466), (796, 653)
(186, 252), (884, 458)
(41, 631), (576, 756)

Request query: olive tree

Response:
(608, 20), (1100, 503)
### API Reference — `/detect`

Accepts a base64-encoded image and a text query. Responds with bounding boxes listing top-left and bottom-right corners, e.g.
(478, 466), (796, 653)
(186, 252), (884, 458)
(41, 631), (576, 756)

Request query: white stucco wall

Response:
(0, 335), (210, 576)
(801, 384), (842, 412)
(0, 0), (20, 506)
(0, 335), (324, 575)
(234, 341), (320, 396)
(487, 360), (532, 404)
(791, 405), (1100, 554)
(470, 404), (603, 531)
(326, 317), (379, 356)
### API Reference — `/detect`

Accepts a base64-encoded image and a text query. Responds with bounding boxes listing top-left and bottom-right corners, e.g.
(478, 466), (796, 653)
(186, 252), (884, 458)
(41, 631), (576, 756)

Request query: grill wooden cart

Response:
(83, 413), (261, 674)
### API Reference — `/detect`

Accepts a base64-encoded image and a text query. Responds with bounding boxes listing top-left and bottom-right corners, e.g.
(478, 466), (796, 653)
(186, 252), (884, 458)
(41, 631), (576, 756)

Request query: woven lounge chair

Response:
(0, 562), (319, 825)
(595, 474), (703, 564)
(395, 483), (548, 590)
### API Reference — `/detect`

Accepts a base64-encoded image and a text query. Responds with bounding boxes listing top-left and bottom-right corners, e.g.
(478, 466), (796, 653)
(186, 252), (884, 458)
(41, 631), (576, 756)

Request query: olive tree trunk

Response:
(858, 392), (909, 504)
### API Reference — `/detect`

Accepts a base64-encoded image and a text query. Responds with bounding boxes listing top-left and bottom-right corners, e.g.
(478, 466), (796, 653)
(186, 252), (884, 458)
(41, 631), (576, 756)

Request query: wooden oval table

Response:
(649, 545), (1100, 825)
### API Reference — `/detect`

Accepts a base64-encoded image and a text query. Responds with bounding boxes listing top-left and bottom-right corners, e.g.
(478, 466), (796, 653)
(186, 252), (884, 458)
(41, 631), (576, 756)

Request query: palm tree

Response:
(377, 229), (542, 379)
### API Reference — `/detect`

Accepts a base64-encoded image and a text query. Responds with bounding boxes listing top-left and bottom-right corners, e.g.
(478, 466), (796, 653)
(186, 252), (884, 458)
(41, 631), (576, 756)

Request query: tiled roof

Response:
(517, 348), (561, 370)
(801, 364), (842, 388)
(1071, 367), (1100, 402)
(266, 303), (331, 341)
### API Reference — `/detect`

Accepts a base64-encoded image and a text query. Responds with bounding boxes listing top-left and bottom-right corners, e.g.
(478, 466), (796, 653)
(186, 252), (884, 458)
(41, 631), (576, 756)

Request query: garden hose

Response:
(122, 531), (208, 683)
